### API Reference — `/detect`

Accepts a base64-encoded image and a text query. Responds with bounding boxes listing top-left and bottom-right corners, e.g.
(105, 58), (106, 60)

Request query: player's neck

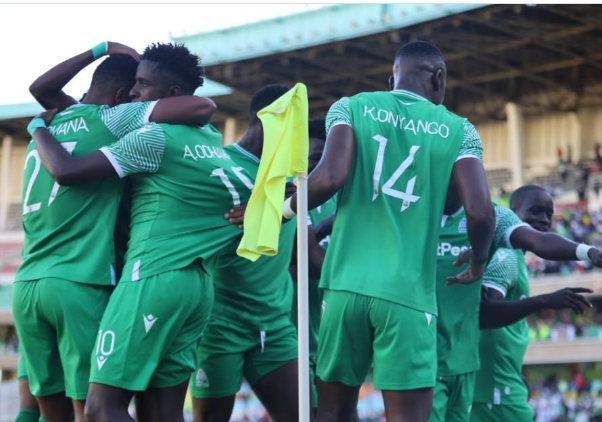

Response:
(394, 81), (434, 103)
(237, 125), (263, 159)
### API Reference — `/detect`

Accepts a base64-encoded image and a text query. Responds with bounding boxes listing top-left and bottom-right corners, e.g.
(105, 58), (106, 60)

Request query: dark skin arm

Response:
(290, 124), (355, 211)
(314, 214), (334, 243)
(290, 225), (326, 281)
(29, 42), (140, 110)
(447, 158), (495, 285)
(510, 225), (602, 266)
(479, 287), (593, 330)
(31, 96), (217, 185)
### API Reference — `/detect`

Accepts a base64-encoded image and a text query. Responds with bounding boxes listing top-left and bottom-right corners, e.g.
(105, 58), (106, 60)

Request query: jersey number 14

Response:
(372, 134), (421, 212)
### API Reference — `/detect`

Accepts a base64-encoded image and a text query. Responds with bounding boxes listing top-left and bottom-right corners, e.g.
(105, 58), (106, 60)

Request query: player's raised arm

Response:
(450, 157), (495, 283)
(30, 42), (140, 111)
(480, 287), (593, 330)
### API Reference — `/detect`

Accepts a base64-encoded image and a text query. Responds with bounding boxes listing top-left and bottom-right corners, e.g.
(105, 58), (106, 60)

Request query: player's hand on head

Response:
(106, 42), (141, 62)
(36, 108), (59, 126)
(447, 259), (484, 286)
(224, 204), (247, 229)
(587, 248), (602, 267)
(544, 287), (593, 314)
(453, 248), (473, 267)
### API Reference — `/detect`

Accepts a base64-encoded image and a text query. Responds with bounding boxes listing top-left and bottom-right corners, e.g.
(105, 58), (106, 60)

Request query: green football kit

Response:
(89, 123), (250, 391)
(317, 89), (483, 390)
(429, 204), (527, 422)
(191, 143), (299, 399)
(471, 249), (534, 422)
(13, 101), (157, 399)
(291, 194), (338, 406)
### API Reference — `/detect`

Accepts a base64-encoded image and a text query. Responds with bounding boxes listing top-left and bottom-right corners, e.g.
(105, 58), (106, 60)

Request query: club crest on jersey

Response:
(458, 218), (467, 233)
(196, 369), (210, 388)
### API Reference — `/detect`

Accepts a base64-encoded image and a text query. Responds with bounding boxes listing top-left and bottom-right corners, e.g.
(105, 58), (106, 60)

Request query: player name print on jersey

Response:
(183, 144), (231, 161)
(48, 116), (90, 136)
(362, 105), (451, 138)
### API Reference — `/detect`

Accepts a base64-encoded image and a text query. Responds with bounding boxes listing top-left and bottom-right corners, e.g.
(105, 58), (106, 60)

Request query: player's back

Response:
(204, 144), (296, 330)
(17, 104), (125, 285)
(321, 90), (466, 315)
(120, 123), (250, 282)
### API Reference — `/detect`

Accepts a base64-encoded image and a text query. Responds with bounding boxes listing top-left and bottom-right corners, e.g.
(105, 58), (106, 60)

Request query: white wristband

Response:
(283, 197), (296, 220)
(576, 244), (593, 262)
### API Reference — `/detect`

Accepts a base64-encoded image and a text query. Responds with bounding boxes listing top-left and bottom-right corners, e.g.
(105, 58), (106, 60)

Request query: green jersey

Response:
(102, 123), (249, 281)
(292, 194), (338, 355)
(203, 144), (296, 331)
(474, 249), (530, 405)
(435, 203), (527, 377)
(16, 102), (157, 285)
(322, 89), (483, 314)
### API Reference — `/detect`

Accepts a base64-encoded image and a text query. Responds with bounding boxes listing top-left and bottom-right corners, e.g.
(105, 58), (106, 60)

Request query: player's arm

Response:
(29, 110), (163, 185)
(509, 226), (602, 267)
(286, 98), (355, 217)
(479, 287), (593, 330)
(448, 121), (495, 284)
(29, 42), (140, 111)
(449, 158), (495, 283)
(290, 224), (325, 281)
(314, 214), (334, 242)
(149, 96), (216, 127)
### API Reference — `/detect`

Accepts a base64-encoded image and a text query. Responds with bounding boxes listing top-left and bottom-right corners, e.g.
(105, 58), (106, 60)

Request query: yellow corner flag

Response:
(236, 83), (309, 261)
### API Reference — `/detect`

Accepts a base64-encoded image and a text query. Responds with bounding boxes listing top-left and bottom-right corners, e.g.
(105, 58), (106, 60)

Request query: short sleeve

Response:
(493, 204), (529, 250)
(100, 124), (165, 178)
(98, 101), (158, 138)
(482, 248), (520, 298)
(325, 97), (352, 135)
(456, 120), (483, 162)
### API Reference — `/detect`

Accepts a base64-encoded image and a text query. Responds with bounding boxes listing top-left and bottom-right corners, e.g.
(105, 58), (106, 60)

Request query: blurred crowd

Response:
(528, 369), (602, 422)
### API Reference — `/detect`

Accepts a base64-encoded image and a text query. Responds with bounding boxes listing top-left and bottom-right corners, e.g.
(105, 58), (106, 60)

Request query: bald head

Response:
(391, 41), (447, 104)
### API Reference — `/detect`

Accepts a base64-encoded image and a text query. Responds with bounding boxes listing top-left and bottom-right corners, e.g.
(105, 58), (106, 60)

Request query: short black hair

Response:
(142, 43), (204, 94)
(394, 40), (444, 64)
(90, 55), (138, 92)
(309, 118), (326, 141)
(249, 84), (290, 125)
(510, 185), (549, 211)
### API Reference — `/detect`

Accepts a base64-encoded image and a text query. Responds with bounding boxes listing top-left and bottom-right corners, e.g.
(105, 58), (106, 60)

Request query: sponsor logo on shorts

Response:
(196, 369), (209, 388)
(143, 314), (158, 333)
(96, 330), (115, 371)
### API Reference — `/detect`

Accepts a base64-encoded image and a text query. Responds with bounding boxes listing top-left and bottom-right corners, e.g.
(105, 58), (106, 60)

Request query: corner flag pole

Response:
(296, 173), (311, 422)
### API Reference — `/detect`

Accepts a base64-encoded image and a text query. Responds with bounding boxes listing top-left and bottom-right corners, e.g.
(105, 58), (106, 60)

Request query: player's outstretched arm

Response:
(29, 110), (118, 185)
(30, 42), (140, 111)
(479, 287), (593, 329)
(287, 124), (355, 216)
(449, 158), (495, 283)
(510, 226), (602, 267)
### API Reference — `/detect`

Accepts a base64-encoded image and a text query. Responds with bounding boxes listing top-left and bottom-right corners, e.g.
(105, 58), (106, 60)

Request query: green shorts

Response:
(17, 353), (28, 380)
(469, 402), (534, 422)
(428, 372), (476, 422)
(317, 289), (436, 390)
(13, 279), (112, 399)
(190, 319), (298, 399)
(89, 265), (213, 391)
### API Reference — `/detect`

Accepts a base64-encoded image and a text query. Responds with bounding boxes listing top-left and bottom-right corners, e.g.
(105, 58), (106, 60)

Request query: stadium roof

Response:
(174, 3), (602, 124)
